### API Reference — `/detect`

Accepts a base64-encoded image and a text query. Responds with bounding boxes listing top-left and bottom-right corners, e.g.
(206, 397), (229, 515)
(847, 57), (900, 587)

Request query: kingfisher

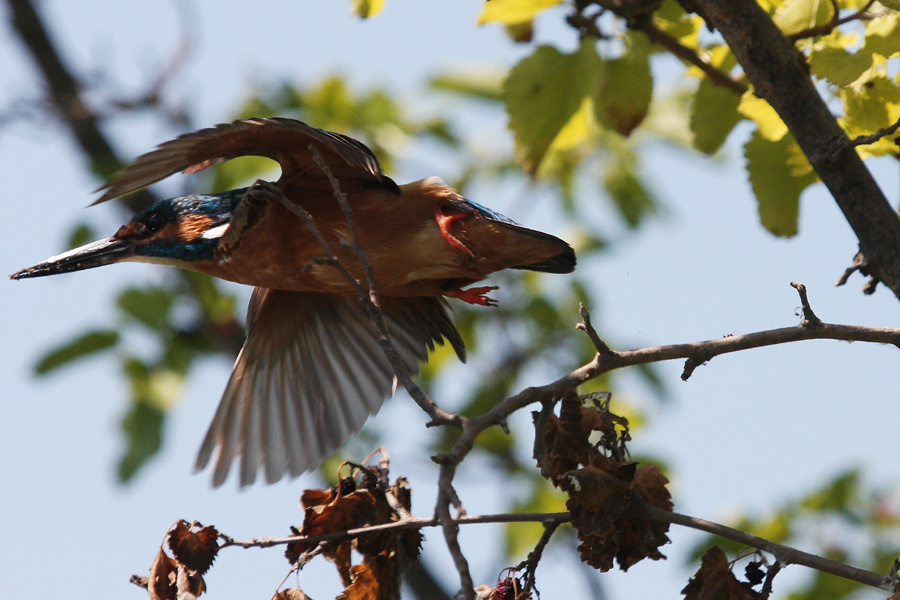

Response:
(11, 117), (575, 487)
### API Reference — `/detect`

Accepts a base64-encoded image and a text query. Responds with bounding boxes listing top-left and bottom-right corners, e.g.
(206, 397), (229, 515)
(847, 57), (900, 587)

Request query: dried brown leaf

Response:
(175, 564), (205, 600)
(148, 548), (177, 600)
(336, 554), (399, 600)
(272, 589), (313, 600)
(682, 546), (757, 600)
(167, 521), (219, 576)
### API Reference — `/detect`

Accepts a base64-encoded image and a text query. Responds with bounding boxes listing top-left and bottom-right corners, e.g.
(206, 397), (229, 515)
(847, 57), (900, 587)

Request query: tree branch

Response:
(685, 0), (900, 301)
(635, 18), (748, 95)
(7, 0), (156, 213)
(640, 506), (893, 592)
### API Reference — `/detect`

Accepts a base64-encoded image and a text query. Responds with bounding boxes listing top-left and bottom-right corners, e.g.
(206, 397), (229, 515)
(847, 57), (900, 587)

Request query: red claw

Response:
(434, 205), (474, 259)
(445, 286), (499, 307)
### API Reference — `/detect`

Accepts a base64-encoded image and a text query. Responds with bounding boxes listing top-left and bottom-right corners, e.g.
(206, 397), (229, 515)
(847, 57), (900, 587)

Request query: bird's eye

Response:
(145, 212), (166, 234)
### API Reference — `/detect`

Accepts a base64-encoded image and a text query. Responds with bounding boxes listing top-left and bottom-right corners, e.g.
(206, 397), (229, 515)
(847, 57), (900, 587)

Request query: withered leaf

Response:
(272, 589), (313, 600)
(682, 546), (758, 600)
(566, 464), (630, 513)
(634, 464), (673, 512)
(148, 548), (177, 600)
(336, 554), (399, 600)
(167, 521), (219, 576)
(175, 565), (205, 600)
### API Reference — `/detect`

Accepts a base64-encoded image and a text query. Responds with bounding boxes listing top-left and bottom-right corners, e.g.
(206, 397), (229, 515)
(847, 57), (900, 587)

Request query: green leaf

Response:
(117, 287), (174, 330)
(34, 329), (120, 374)
(118, 399), (164, 482)
(863, 12), (900, 58)
(212, 155), (279, 192)
(840, 75), (900, 157)
(477, 0), (562, 25)
(690, 77), (743, 154)
(602, 144), (657, 228)
(503, 39), (602, 172)
(430, 70), (505, 102)
(66, 223), (97, 250)
(351, 0), (385, 19)
(744, 130), (818, 237)
(879, 0), (900, 10)
(809, 44), (874, 87)
(593, 32), (653, 136)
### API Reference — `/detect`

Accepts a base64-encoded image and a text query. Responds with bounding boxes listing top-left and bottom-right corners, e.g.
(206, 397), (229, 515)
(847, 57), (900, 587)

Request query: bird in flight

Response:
(12, 118), (575, 487)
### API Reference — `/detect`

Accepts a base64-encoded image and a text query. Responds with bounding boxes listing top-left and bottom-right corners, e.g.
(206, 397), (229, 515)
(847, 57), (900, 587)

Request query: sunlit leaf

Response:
(744, 130), (818, 237)
(738, 90), (788, 141)
(773, 0), (834, 35)
(351, 0), (385, 19)
(503, 39), (602, 172)
(477, 0), (562, 25)
(840, 75), (900, 157)
(34, 329), (119, 374)
(863, 12), (900, 59)
(593, 32), (653, 136)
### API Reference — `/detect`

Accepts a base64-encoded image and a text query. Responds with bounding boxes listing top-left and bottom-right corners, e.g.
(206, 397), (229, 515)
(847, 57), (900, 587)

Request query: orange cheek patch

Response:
(176, 214), (215, 242)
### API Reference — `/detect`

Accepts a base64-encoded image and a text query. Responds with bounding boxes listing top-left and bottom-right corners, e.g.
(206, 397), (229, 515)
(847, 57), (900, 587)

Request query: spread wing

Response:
(195, 289), (465, 487)
(94, 117), (396, 204)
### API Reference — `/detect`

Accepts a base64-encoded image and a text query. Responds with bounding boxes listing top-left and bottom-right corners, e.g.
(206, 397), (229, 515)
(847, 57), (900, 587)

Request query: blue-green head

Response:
(10, 189), (246, 280)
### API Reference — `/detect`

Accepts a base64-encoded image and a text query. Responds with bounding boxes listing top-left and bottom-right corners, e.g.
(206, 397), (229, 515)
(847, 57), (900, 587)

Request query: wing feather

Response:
(195, 288), (464, 487)
(95, 117), (393, 204)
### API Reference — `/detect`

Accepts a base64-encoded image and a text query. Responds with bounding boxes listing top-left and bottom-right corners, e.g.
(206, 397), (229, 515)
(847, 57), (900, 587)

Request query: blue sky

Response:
(2, 2), (899, 599)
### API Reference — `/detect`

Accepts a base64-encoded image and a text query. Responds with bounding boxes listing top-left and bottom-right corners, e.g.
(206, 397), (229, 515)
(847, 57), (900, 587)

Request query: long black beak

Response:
(10, 236), (136, 280)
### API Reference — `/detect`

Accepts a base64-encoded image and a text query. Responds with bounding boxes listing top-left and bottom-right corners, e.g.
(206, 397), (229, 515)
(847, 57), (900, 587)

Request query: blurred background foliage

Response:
(18, 0), (900, 596)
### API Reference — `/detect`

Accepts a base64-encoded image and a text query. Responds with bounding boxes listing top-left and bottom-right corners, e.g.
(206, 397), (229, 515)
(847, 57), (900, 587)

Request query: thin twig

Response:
(759, 559), (782, 600)
(576, 302), (615, 355)
(851, 114), (900, 147)
(515, 519), (562, 596)
(306, 145), (461, 428)
(787, 0), (876, 42)
(219, 512), (572, 549)
(636, 19), (748, 95)
(790, 282), (822, 326)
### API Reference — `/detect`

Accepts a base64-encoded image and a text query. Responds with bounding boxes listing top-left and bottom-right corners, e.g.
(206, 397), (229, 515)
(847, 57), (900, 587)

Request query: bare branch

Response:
(514, 519), (562, 596)
(640, 506), (893, 592)
(219, 512), (572, 550)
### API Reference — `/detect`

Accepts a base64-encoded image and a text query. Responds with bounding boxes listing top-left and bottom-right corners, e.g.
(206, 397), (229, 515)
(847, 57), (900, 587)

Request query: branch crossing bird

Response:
(11, 118), (576, 487)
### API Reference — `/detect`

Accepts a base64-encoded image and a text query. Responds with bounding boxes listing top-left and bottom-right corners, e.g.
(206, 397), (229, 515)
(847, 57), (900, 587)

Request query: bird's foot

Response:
(434, 206), (475, 261)
(216, 180), (274, 263)
(445, 285), (499, 307)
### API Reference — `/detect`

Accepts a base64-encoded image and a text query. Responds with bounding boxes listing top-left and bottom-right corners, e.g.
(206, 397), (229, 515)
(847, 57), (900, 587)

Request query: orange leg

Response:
(433, 206), (474, 259)
(444, 285), (499, 307)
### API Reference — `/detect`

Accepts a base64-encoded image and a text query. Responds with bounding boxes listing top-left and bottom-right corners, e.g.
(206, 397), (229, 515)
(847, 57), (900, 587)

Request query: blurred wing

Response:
(195, 288), (465, 487)
(94, 117), (393, 204)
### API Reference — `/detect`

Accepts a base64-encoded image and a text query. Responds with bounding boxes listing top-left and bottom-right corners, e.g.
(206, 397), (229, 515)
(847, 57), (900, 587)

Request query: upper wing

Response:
(94, 118), (394, 204)
(195, 288), (465, 487)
